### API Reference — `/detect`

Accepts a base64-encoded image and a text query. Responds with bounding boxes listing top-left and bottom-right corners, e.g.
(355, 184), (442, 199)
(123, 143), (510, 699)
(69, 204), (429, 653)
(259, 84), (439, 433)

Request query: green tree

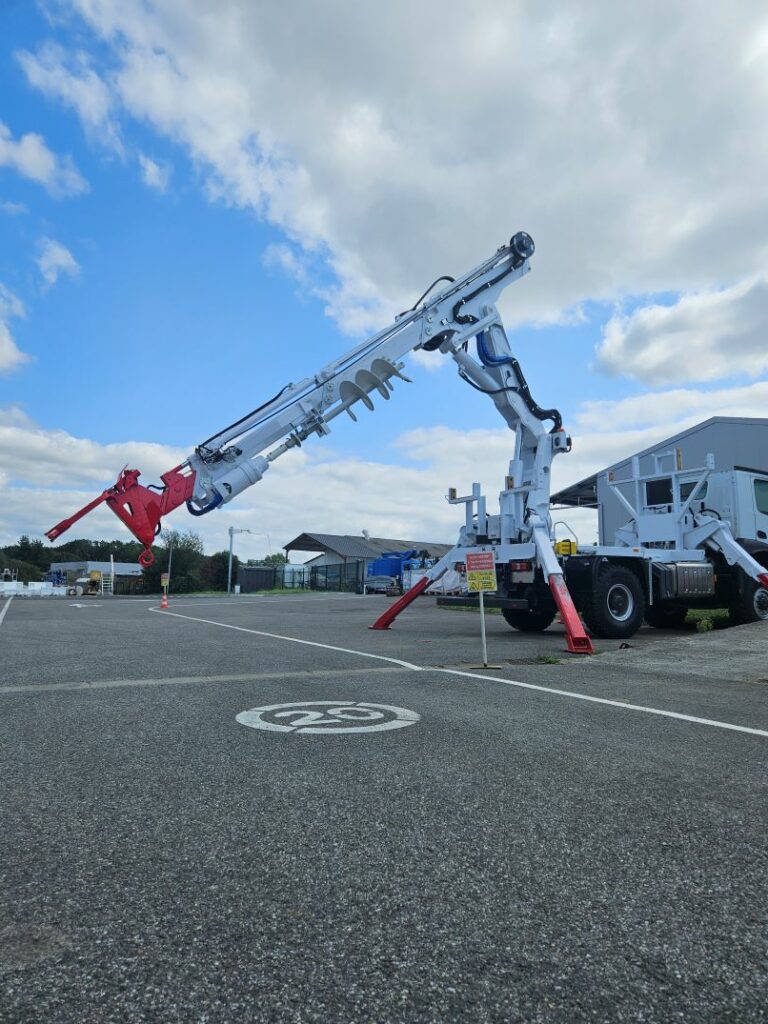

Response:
(201, 550), (237, 591)
(142, 528), (205, 593)
(5, 535), (48, 570)
(262, 552), (288, 566)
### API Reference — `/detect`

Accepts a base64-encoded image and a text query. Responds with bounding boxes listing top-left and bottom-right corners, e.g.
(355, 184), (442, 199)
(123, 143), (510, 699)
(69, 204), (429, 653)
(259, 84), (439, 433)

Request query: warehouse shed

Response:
(284, 533), (452, 567)
(551, 417), (768, 545)
(283, 533), (452, 591)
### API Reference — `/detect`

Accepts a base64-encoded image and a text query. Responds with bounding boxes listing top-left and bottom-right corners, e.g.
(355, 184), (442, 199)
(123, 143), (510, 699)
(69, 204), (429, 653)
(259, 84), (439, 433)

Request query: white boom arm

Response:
(48, 232), (569, 568)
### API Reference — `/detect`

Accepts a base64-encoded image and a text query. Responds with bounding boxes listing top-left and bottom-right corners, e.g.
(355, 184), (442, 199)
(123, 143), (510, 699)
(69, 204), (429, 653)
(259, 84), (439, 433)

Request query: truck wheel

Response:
(502, 607), (556, 632)
(582, 567), (645, 639)
(730, 578), (768, 625)
(645, 603), (688, 629)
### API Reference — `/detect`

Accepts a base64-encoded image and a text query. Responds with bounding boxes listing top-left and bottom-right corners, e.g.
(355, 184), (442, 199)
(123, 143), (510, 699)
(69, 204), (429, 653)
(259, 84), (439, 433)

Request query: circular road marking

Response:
(236, 701), (420, 735)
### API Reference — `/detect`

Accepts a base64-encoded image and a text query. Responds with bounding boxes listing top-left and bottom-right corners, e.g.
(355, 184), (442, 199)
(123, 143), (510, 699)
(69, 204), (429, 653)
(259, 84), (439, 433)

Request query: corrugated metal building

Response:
(552, 416), (768, 544)
(283, 533), (453, 591)
(284, 533), (452, 568)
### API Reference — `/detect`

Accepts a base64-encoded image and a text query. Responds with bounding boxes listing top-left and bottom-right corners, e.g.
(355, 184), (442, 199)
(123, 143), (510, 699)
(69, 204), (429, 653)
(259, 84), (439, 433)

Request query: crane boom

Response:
(47, 232), (550, 565)
(45, 229), (768, 654)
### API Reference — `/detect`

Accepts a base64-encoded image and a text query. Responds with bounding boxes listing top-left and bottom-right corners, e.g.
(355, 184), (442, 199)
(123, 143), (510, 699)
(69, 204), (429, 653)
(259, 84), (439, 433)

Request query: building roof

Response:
(551, 416), (768, 508)
(284, 532), (452, 561)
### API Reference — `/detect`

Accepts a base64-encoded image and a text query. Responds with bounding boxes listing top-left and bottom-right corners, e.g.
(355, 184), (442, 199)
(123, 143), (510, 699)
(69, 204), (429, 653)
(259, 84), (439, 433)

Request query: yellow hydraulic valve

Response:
(555, 539), (577, 556)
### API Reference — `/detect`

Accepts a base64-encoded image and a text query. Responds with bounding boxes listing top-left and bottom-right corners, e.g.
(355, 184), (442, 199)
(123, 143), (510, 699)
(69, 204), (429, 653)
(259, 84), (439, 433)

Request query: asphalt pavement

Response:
(1, 592), (766, 1023)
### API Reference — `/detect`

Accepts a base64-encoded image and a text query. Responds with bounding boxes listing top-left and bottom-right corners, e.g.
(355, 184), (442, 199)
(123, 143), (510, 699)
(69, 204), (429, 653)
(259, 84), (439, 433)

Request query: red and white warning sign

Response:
(465, 552), (497, 592)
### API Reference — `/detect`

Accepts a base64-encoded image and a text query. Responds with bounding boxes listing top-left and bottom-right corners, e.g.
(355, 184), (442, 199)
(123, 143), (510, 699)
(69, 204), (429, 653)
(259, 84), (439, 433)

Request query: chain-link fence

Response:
(309, 561), (366, 592)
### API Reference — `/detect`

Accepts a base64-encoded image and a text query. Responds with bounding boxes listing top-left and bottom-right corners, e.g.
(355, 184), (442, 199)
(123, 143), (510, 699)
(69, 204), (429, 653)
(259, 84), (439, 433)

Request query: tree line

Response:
(0, 531), (287, 592)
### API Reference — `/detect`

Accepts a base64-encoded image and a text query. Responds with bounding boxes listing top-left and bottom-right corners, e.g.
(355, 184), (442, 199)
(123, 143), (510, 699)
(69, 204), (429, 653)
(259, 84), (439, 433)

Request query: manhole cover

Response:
(236, 701), (420, 734)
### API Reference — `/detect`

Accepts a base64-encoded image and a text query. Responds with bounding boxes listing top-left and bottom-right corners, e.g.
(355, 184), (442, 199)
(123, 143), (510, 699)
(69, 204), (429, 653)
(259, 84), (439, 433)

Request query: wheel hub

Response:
(607, 583), (634, 622)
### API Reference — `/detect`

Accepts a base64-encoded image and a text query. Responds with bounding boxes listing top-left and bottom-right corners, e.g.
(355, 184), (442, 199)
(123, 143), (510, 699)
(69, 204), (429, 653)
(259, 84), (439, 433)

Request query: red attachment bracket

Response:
(548, 574), (594, 654)
(46, 464), (197, 567)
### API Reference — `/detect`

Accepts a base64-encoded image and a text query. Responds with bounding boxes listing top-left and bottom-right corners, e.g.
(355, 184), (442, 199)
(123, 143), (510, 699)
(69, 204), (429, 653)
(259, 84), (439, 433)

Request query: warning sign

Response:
(160, 573), (169, 588)
(466, 552), (497, 592)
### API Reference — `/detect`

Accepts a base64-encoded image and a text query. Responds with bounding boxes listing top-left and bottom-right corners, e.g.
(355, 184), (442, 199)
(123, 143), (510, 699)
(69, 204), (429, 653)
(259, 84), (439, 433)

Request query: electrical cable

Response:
(457, 369), (519, 396)
(197, 383), (293, 456)
(399, 275), (455, 317)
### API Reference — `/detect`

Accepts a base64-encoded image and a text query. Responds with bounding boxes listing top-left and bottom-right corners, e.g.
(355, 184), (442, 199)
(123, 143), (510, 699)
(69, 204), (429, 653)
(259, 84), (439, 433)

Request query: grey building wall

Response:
(597, 418), (768, 543)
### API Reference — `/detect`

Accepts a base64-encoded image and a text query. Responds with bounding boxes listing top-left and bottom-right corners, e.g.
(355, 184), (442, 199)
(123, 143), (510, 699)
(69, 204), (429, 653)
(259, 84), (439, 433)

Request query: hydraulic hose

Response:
(475, 332), (562, 432)
(186, 491), (224, 516)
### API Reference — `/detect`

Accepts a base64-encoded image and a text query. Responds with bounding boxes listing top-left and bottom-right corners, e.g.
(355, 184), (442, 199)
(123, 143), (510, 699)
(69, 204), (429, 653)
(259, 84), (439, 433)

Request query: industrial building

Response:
(281, 533), (452, 591)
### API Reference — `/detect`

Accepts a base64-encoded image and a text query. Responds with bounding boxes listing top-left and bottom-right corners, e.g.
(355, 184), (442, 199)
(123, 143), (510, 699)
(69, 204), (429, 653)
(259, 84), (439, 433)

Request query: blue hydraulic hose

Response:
(186, 491), (224, 516)
(476, 330), (513, 367)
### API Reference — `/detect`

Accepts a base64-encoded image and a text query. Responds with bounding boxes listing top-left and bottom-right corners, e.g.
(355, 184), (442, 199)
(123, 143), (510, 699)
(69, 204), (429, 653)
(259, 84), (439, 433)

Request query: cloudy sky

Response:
(1, 1), (767, 561)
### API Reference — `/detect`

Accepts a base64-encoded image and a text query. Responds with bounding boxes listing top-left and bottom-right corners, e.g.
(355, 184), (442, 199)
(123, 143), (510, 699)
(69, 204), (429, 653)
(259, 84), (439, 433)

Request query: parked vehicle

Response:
(358, 575), (398, 595)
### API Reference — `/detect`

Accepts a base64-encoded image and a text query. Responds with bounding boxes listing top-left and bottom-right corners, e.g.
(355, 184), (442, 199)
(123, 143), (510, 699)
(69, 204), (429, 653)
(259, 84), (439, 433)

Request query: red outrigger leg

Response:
(548, 574), (593, 654)
(369, 574), (432, 629)
(46, 464), (197, 567)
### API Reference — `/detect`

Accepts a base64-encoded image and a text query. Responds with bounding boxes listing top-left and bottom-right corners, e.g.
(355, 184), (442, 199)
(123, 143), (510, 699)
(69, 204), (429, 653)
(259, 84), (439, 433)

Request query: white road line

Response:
(0, 596), (13, 628)
(150, 605), (768, 739)
(146, 596), (364, 609)
(434, 667), (768, 739)
(1, 665), (402, 695)
(148, 607), (423, 671)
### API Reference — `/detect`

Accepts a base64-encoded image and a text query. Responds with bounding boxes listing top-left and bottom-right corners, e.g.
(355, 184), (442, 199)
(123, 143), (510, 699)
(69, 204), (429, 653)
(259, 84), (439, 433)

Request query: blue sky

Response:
(1, 2), (767, 559)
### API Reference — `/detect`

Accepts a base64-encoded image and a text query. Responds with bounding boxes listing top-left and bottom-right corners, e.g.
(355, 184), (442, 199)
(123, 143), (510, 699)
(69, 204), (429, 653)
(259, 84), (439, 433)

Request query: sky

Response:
(1, 0), (767, 562)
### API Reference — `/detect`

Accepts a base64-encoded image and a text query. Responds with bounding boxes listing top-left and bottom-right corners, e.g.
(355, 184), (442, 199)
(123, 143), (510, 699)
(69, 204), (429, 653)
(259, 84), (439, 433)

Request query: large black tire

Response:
(645, 603), (688, 629)
(730, 577), (768, 625)
(582, 567), (645, 640)
(502, 606), (557, 632)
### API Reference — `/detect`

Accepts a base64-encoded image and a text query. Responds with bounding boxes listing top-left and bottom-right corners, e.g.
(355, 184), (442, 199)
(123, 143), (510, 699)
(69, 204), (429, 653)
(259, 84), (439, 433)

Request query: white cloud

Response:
(17, 42), (123, 153)
(0, 200), (28, 215)
(0, 408), (462, 551)
(36, 238), (80, 286)
(576, 380), (768, 432)
(0, 284), (25, 321)
(0, 286), (30, 374)
(1, 370), (765, 553)
(0, 323), (31, 375)
(597, 276), (768, 385)
(262, 243), (311, 287)
(0, 121), (86, 196)
(138, 153), (171, 191)
(28, 1), (768, 334)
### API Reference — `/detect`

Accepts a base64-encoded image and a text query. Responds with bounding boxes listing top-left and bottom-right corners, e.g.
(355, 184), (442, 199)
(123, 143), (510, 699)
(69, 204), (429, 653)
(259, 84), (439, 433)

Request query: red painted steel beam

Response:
(369, 574), (432, 629)
(548, 575), (593, 654)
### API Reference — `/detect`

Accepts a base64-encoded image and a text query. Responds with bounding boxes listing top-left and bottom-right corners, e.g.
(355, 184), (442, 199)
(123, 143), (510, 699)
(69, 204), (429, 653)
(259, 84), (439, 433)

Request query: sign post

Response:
(465, 552), (498, 668)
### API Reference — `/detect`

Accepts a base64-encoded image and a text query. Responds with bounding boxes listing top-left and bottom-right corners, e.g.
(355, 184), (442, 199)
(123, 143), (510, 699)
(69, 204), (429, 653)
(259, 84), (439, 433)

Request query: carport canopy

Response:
(550, 475), (599, 508)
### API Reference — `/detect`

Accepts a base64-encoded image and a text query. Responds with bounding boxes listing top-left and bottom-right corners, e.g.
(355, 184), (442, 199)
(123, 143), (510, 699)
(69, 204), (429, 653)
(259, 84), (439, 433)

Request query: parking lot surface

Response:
(1, 593), (767, 1023)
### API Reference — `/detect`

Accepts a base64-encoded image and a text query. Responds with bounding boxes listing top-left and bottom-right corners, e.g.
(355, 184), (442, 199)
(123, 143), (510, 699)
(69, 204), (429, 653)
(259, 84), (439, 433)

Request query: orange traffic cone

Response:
(160, 591), (168, 609)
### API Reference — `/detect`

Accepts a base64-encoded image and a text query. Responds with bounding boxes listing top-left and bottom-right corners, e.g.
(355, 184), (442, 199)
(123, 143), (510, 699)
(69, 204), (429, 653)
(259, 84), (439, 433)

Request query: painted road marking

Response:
(236, 701), (420, 734)
(149, 607), (423, 671)
(150, 606), (768, 739)
(434, 667), (768, 739)
(149, 596), (365, 609)
(0, 666), (403, 696)
(0, 597), (13, 629)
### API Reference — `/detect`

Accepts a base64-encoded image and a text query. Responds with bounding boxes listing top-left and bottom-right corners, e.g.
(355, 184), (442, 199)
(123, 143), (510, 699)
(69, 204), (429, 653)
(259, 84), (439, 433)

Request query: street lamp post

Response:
(226, 528), (273, 595)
